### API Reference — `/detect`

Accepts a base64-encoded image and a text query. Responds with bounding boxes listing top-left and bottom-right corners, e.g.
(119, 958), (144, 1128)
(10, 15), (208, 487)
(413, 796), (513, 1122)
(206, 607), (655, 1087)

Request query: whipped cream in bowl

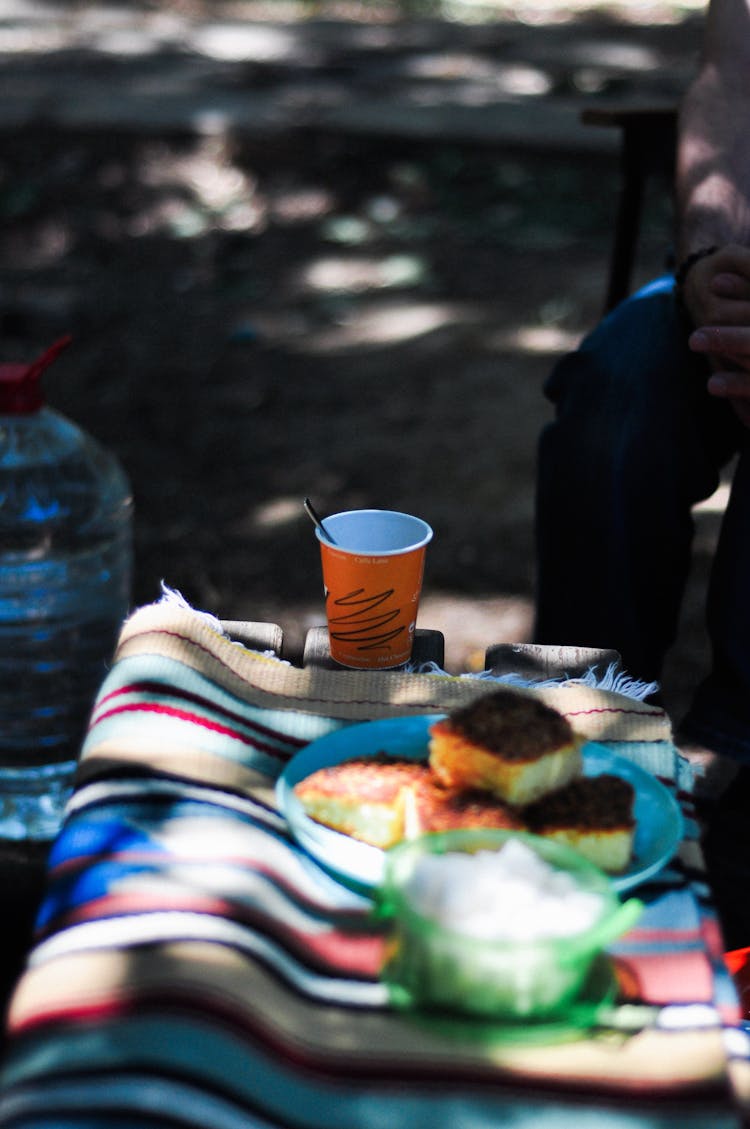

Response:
(376, 829), (642, 1022)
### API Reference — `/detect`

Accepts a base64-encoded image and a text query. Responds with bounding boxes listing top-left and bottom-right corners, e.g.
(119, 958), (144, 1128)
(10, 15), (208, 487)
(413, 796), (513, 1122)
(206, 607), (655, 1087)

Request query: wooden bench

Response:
(221, 620), (620, 680)
(582, 105), (678, 312)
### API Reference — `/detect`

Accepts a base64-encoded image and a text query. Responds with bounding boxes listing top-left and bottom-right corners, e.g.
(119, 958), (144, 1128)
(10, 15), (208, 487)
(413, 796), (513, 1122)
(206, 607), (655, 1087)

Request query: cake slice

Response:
(404, 773), (526, 838)
(293, 753), (431, 848)
(428, 689), (583, 806)
(524, 773), (636, 873)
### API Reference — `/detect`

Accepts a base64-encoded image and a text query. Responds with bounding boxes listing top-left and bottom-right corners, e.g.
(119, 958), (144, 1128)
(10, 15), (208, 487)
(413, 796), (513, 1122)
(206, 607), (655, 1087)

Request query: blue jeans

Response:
(535, 275), (750, 760)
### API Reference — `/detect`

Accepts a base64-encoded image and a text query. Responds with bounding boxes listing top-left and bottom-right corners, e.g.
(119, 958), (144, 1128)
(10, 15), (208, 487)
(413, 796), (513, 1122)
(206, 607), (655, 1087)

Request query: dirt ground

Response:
(0, 3), (718, 727)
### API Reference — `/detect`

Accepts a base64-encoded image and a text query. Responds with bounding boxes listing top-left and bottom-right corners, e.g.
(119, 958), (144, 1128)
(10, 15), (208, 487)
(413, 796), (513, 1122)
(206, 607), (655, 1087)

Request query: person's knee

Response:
(544, 282), (692, 448)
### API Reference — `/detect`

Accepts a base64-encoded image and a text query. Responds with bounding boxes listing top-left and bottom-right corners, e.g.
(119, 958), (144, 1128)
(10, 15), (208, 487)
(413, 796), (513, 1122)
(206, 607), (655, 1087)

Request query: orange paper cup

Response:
(317, 509), (433, 670)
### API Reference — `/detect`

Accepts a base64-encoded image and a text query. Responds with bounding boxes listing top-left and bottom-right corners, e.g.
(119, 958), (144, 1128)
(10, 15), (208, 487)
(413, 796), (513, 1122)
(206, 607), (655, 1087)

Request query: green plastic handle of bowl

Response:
(559, 897), (643, 966)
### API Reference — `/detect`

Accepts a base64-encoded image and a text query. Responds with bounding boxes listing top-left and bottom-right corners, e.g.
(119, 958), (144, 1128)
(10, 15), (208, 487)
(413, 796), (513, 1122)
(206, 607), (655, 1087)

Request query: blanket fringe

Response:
(409, 660), (659, 703)
(157, 584), (658, 703)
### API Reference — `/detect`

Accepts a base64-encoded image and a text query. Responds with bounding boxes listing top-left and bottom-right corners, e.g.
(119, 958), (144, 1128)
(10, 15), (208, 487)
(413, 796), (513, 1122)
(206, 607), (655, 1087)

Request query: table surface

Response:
(0, 628), (620, 1025)
(0, 627), (685, 1026)
(1, 613), (746, 1128)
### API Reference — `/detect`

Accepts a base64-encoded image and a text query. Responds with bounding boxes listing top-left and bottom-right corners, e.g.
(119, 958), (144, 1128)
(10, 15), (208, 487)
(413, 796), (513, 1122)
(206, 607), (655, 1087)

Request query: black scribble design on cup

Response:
(328, 587), (405, 651)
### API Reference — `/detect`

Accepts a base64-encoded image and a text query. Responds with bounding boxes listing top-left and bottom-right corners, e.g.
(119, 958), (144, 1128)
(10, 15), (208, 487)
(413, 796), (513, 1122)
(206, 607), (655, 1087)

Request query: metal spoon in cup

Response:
(303, 497), (336, 544)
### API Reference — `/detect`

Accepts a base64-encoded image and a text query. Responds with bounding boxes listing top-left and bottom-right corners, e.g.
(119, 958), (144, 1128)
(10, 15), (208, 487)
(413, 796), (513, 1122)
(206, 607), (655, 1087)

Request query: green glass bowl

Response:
(376, 828), (642, 1022)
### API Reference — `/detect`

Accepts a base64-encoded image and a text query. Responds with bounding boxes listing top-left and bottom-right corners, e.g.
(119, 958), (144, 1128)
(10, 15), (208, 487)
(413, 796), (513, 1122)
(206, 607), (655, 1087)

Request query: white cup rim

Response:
(316, 508), (433, 556)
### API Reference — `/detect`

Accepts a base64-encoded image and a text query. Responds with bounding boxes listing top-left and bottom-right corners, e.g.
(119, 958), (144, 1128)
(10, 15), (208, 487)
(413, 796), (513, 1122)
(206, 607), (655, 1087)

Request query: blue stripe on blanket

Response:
(1, 1015), (738, 1129)
(39, 797), (369, 935)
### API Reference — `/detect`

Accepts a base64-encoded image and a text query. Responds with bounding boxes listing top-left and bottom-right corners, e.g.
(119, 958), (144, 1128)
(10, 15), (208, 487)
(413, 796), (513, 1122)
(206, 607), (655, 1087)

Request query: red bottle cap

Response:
(0, 336), (73, 414)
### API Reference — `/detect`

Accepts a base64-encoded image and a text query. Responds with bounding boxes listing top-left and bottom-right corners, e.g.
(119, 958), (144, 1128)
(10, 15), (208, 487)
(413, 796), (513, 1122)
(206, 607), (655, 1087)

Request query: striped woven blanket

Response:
(1, 598), (748, 1128)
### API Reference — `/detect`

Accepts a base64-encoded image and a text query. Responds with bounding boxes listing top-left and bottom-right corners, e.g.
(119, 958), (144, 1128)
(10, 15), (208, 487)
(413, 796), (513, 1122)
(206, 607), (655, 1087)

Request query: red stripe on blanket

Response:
(90, 701), (292, 761)
(34, 893), (385, 978)
(564, 705), (666, 720)
(617, 950), (715, 1005)
(624, 926), (704, 945)
(93, 682), (308, 749)
(43, 854), (373, 933)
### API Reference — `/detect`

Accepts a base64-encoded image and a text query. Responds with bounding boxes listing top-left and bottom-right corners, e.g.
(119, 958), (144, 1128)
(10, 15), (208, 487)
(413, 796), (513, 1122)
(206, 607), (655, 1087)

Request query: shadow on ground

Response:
(0, 3), (717, 726)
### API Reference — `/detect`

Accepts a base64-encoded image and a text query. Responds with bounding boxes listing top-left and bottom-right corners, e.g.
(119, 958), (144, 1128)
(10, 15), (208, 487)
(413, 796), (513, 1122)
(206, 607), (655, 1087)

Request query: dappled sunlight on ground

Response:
(0, 0), (714, 722)
(419, 591), (534, 671)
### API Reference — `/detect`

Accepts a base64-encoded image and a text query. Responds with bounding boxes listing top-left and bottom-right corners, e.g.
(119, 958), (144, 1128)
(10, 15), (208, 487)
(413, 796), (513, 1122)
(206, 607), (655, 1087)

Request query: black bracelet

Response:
(674, 245), (718, 290)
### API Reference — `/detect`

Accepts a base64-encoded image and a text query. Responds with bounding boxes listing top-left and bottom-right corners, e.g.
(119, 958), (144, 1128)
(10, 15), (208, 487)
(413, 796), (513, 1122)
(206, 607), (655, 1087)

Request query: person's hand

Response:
(681, 244), (750, 329)
(683, 245), (750, 427)
(689, 323), (750, 427)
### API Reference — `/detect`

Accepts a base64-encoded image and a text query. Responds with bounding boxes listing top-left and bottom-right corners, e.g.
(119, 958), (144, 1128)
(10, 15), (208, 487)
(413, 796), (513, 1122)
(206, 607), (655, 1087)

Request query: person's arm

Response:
(677, 0), (750, 263)
(676, 0), (750, 422)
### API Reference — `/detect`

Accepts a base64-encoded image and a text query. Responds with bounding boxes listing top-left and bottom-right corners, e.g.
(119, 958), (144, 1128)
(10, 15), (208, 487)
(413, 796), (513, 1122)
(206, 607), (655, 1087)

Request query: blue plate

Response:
(276, 715), (683, 894)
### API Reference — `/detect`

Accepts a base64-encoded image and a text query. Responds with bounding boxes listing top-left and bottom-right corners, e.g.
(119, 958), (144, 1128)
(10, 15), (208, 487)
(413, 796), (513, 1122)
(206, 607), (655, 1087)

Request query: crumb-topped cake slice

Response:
(404, 774), (526, 838)
(428, 688), (583, 806)
(525, 774), (636, 873)
(293, 753), (431, 848)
